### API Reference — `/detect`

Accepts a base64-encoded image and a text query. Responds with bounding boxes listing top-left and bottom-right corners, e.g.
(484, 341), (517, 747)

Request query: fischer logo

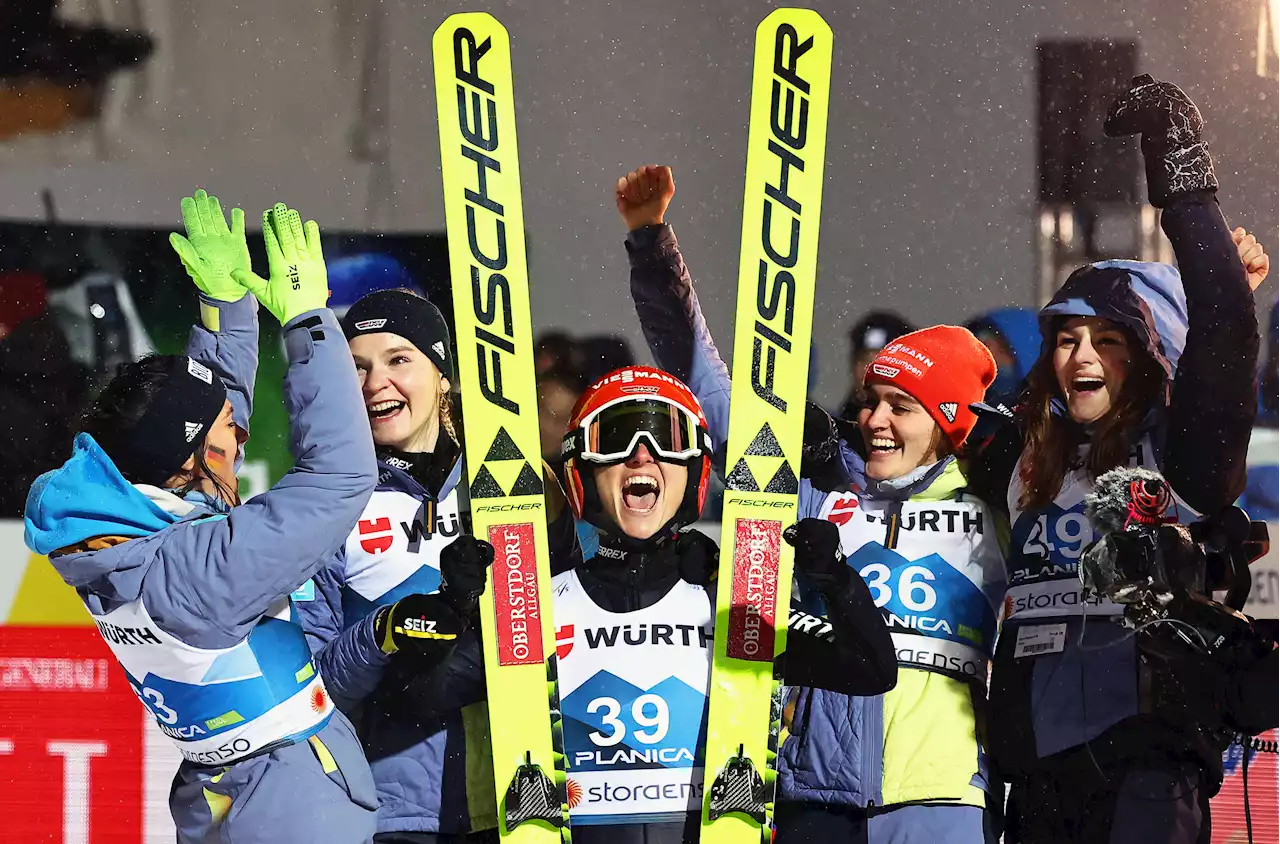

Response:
(452, 27), (520, 416)
(489, 522), (544, 665)
(727, 519), (780, 661)
(355, 319), (388, 331)
(870, 363), (900, 379)
(357, 517), (394, 554)
(747, 22), (819, 415)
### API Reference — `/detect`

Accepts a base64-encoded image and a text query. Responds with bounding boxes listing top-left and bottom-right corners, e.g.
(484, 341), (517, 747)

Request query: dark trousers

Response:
(375, 831), (499, 844)
(1005, 762), (1210, 844)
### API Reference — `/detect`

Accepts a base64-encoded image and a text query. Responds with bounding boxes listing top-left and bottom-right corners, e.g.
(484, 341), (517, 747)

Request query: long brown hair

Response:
(1017, 324), (1165, 511)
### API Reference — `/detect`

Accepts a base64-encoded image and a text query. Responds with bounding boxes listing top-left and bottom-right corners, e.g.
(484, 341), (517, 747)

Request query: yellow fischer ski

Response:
(433, 13), (570, 842)
(700, 9), (832, 843)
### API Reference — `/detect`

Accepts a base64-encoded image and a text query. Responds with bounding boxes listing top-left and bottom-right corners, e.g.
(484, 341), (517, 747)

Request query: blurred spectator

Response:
(0, 271), (87, 517)
(578, 334), (634, 384)
(964, 307), (1041, 409)
(535, 331), (579, 378)
(326, 253), (422, 319)
(538, 365), (586, 471)
(835, 310), (912, 420)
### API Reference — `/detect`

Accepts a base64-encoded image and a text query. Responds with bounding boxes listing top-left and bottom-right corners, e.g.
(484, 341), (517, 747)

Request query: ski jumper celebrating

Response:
(292, 287), (583, 843)
(966, 77), (1264, 844)
(617, 166), (1009, 842)
(554, 364), (897, 844)
(23, 195), (382, 843)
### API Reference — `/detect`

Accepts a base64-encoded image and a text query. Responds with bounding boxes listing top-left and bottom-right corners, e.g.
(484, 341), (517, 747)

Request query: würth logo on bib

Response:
(728, 519), (781, 661)
(489, 522), (544, 666)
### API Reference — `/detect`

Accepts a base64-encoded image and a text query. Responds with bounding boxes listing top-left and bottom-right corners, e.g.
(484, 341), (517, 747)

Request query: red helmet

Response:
(562, 366), (714, 535)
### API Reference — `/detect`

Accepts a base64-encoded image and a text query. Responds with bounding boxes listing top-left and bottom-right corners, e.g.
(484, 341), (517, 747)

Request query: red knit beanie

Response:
(863, 325), (997, 449)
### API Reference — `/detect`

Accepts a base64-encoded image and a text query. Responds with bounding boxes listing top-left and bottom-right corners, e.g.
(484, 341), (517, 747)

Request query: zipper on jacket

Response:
(883, 512), (900, 549)
(625, 565), (642, 612)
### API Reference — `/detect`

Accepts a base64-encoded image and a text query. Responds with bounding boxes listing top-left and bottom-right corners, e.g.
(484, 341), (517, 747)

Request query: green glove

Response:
(168, 189), (251, 303)
(231, 203), (329, 325)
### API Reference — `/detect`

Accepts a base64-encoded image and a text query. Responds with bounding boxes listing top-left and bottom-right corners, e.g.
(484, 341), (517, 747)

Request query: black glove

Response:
(1104, 74), (1216, 207)
(675, 529), (720, 586)
(438, 535), (495, 617)
(784, 518), (850, 594)
(374, 592), (467, 661)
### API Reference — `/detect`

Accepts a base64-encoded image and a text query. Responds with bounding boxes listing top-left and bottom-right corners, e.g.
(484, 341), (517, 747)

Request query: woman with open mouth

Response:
(554, 364), (897, 844)
(24, 195), (384, 843)
(967, 76), (1268, 844)
(291, 288), (582, 844)
(619, 166), (1009, 843)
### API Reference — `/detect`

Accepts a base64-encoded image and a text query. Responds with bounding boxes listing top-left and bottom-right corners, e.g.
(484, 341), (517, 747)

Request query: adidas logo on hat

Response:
(184, 421), (204, 442)
(938, 402), (958, 423)
(432, 341), (445, 358)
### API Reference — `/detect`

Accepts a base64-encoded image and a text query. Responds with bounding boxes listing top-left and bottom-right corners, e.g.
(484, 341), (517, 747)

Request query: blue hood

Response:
(25, 433), (181, 558)
(1038, 260), (1189, 385)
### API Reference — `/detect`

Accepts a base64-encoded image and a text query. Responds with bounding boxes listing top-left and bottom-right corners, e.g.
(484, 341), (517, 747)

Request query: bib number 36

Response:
(859, 563), (938, 612)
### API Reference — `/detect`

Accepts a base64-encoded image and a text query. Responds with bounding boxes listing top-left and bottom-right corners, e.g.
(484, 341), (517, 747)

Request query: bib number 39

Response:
(859, 563), (938, 612)
(587, 694), (670, 746)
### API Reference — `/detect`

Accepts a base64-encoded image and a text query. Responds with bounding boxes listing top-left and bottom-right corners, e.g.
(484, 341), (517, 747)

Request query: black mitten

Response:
(438, 535), (495, 618)
(784, 518), (851, 594)
(675, 529), (720, 586)
(1104, 74), (1216, 207)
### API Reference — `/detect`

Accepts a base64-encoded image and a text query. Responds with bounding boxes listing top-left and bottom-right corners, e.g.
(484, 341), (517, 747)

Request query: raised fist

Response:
(1233, 228), (1269, 292)
(615, 165), (675, 231)
(1104, 75), (1216, 207)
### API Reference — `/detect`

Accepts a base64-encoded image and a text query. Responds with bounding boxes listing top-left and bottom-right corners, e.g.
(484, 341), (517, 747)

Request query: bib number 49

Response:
(1021, 512), (1091, 561)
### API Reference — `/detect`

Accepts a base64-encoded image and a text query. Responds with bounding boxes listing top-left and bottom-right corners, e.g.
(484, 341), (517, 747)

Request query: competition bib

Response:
(821, 491), (1005, 681)
(553, 571), (713, 825)
(1003, 439), (1167, 622)
(341, 485), (466, 621)
(93, 597), (332, 765)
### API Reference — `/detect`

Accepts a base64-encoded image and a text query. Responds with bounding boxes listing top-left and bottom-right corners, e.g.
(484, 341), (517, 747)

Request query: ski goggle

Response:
(570, 397), (709, 465)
